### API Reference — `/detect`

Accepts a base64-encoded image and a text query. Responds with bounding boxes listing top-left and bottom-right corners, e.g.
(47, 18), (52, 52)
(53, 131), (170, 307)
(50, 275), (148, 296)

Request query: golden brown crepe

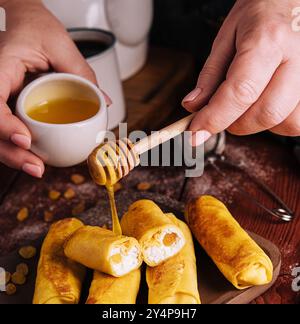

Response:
(86, 269), (141, 304)
(185, 195), (273, 290)
(64, 226), (142, 277)
(147, 213), (201, 304)
(121, 200), (186, 267)
(33, 218), (86, 304)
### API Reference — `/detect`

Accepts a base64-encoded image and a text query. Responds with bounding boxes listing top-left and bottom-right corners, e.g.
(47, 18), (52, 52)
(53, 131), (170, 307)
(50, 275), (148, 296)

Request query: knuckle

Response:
(203, 114), (225, 133)
(239, 30), (282, 60)
(257, 104), (286, 128)
(264, 21), (287, 44)
(199, 62), (222, 80)
(230, 79), (259, 108)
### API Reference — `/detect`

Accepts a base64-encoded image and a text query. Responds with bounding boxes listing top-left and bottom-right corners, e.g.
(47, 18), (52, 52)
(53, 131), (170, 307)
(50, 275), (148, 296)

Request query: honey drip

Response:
(106, 185), (122, 236)
(88, 139), (140, 236)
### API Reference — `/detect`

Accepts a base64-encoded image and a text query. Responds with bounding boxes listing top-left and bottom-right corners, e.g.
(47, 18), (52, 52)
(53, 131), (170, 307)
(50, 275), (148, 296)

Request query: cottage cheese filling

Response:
(110, 243), (140, 276)
(143, 228), (185, 265)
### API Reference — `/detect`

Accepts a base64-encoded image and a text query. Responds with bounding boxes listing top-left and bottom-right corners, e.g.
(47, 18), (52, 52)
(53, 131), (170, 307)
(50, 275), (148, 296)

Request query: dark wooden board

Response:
(0, 191), (281, 304)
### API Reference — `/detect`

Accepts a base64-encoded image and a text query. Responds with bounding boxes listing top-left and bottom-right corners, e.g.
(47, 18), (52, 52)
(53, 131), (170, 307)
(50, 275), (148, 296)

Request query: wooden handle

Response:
(134, 113), (196, 155)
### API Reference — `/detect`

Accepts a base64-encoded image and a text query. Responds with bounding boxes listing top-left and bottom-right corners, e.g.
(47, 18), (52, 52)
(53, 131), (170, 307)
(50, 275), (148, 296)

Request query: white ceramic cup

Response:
(16, 73), (108, 168)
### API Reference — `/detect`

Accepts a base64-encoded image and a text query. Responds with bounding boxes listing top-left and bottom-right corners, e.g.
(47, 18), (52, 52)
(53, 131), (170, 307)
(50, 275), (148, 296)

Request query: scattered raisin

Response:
(137, 182), (152, 191)
(11, 272), (26, 285)
(16, 263), (29, 276)
(49, 190), (61, 201)
(64, 188), (76, 199)
(71, 174), (85, 185)
(19, 246), (37, 259)
(17, 207), (29, 222)
(5, 283), (16, 295)
(44, 211), (54, 223)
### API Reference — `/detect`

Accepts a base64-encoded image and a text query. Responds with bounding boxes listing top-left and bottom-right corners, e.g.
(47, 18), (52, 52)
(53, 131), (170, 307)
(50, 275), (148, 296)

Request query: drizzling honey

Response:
(106, 185), (122, 236)
(88, 139), (140, 235)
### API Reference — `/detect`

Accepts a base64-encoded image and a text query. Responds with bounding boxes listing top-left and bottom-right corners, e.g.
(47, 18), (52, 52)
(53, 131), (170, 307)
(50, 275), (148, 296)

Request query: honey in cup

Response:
(24, 78), (101, 125)
(27, 98), (99, 124)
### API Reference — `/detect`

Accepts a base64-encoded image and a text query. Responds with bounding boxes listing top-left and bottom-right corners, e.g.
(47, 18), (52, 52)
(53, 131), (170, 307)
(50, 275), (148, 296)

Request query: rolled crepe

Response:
(33, 218), (86, 304)
(185, 195), (273, 290)
(147, 213), (201, 304)
(121, 200), (186, 267)
(86, 269), (141, 304)
(64, 226), (142, 277)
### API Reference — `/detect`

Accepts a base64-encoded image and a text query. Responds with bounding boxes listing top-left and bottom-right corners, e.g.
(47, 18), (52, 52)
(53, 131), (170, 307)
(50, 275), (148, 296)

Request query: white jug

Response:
(43, 0), (153, 80)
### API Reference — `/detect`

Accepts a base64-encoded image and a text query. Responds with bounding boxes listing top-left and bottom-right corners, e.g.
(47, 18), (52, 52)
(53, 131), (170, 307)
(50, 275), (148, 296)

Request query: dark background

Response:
(151, 0), (234, 66)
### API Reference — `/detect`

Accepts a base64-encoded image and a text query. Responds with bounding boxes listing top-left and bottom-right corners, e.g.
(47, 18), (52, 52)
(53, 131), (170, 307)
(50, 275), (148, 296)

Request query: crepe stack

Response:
(64, 225), (142, 277)
(121, 200), (186, 267)
(33, 218), (86, 304)
(147, 213), (201, 304)
(185, 195), (273, 289)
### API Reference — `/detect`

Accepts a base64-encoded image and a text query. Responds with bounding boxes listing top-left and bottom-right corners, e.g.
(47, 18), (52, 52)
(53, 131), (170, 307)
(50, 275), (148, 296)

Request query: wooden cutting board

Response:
(0, 191), (281, 304)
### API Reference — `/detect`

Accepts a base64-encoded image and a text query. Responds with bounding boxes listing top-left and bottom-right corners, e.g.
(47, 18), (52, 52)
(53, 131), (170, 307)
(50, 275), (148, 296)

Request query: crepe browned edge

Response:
(86, 269), (141, 304)
(33, 218), (86, 304)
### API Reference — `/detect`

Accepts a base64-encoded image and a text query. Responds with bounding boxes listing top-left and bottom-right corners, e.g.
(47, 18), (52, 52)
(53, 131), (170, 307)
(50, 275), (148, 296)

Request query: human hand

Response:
(0, 0), (99, 177)
(183, 0), (300, 146)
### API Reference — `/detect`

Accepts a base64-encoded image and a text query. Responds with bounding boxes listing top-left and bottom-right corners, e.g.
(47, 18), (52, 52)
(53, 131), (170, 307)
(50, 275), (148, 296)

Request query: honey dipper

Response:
(88, 113), (196, 186)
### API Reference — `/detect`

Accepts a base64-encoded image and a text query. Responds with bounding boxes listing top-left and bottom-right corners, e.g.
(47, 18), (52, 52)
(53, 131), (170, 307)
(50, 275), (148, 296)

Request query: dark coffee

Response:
(75, 40), (109, 59)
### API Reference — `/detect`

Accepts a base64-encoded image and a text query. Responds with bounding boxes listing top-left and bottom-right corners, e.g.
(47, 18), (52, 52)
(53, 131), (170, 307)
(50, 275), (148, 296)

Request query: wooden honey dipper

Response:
(87, 113), (195, 236)
(88, 113), (196, 186)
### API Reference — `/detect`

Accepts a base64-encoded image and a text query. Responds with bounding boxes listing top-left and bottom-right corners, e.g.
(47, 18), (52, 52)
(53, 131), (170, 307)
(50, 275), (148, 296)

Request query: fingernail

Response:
(22, 163), (43, 178)
(183, 88), (203, 104)
(190, 130), (212, 147)
(11, 134), (31, 150)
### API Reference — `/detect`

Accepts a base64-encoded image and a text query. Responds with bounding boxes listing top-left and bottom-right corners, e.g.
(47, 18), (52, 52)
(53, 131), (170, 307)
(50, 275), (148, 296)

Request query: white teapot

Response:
(43, 0), (153, 80)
